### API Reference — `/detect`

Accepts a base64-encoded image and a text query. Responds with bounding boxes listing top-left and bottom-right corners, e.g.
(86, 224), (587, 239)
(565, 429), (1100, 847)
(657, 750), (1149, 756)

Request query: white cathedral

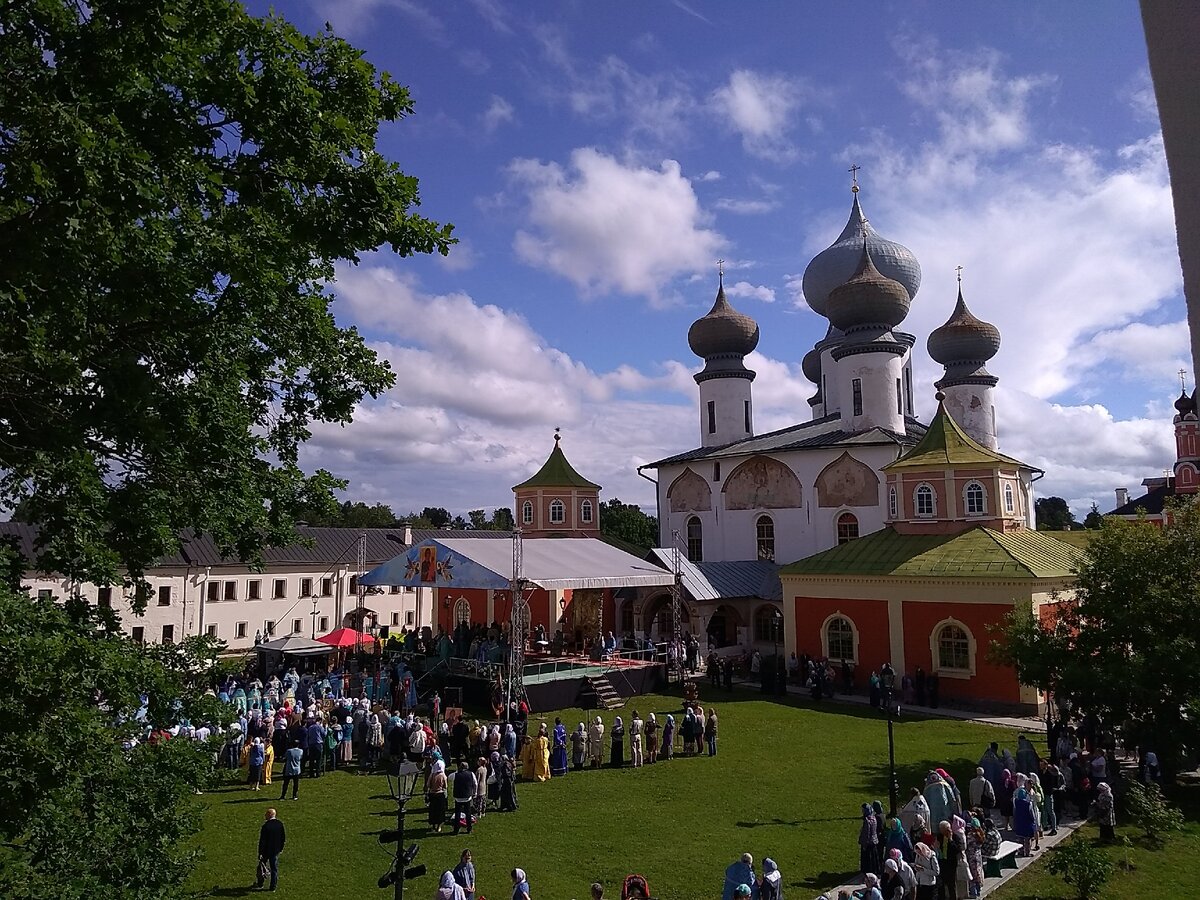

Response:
(642, 185), (1034, 572)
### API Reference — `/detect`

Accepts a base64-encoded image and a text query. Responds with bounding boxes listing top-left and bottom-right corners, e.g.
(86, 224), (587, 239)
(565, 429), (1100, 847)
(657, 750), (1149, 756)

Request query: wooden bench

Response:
(984, 840), (1023, 878)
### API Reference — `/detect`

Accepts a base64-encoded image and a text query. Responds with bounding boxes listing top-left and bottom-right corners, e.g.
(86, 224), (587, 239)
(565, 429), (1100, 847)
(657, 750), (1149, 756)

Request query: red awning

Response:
(317, 627), (377, 648)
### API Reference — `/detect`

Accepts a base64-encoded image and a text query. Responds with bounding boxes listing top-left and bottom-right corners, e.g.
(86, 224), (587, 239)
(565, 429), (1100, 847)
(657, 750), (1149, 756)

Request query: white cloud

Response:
(313, 0), (449, 43)
(714, 197), (779, 215)
(467, 0), (512, 34)
(482, 95), (515, 132)
(695, 170), (722, 182)
(509, 148), (726, 305)
(434, 237), (478, 272)
(710, 69), (811, 162)
(725, 281), (776, 303)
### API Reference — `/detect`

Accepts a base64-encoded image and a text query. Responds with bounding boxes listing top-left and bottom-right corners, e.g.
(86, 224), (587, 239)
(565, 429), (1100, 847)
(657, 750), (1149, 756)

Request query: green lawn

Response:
(188, 690), (1019, 899)
(990, 783), (1200, 900)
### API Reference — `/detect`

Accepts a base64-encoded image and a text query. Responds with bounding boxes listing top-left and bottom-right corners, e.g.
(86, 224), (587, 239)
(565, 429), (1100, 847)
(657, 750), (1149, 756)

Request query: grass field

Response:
(188, 689), (1020, 899)
(990, 783), (1200, 900)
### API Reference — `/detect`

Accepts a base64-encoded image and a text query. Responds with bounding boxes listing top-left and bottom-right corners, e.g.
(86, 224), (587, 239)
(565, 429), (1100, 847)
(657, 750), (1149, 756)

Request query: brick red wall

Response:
(792, 595), (891, 672)
(901, 600), (1022, 703)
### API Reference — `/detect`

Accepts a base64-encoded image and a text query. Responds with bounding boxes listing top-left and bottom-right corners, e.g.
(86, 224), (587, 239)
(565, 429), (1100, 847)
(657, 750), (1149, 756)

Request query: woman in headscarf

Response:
(859, 803), (879, 879)
(936, 768), (963, 816)
(488, 723), (501, 754)
(532, 723), (551, 782)
(503, 723), (517, 759)
(550, 718), (568, 777)
(1027, 771), (1044, 851)
(338, 715), (354, 766)
(570, 722), (587, 771)
(1011, 778), (1036, 857)
(937, 820), (963, 900)
(862, 872), (884, 900)
(998, 768), (1016, 829)
(661, 714), (675, 761)
(884, 814), (914, 864)
(247, 738), (265, 790)
(872, 801), (887, 866)
(965, 816), (985, 899)
(1090, 782), (1115, 843)
(367, 713), (384, 768)
(909, 815), (933, 857)
(609, 715), (625, 768)
(499, 752), (519, 811)
(899, 787), (930, 835)
(474, 755), (489, 821)
(949, 816), (970, 899)
(427, 758), (448, 833)
(510, 867), (531, 900)
(912, 842), (939, 900)
(437, 869), (467, 900)
(487, 751), (502, 807)
(589, 717), (605, 768)
(880, 858), (905, 900)
(629, 710), (644, 768)
(681, 708), (696, 756)
(645, 712), (659, 763)
(886, 849), (916, 899)
(519, 734), (535, 781)
(758, 858), (783, 900)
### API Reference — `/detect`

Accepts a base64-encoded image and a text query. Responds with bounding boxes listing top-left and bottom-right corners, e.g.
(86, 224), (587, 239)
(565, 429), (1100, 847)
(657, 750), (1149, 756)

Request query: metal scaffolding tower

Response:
(505, 528), (529, 715)
(355, 531), (367, 653)
(669, 528), (684, 681)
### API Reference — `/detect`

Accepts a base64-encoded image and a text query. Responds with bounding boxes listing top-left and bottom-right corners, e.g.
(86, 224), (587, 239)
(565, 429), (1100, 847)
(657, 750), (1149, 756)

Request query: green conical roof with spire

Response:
(513, 432), (601, 491)
(883, 394), (1031, 471)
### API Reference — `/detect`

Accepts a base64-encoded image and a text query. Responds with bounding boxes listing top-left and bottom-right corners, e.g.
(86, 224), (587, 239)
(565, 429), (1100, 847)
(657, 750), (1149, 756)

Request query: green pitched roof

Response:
(882, 401), (1031, 471)
(779, 526), (1081, 579)
(513, 438), (601, 491)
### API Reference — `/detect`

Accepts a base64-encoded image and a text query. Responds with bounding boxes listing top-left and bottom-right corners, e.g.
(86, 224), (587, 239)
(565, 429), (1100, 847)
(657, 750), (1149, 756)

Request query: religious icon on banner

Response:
(419, 546), (438, 582)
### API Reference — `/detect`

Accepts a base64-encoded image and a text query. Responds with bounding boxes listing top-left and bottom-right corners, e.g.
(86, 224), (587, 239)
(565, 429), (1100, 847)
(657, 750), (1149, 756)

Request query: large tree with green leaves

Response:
(1035, 496), (1078, 531)
(991, 503), (1200, 774)
(599, 498), (658, 551)
(0, 0), (451, 894)
(0, 0), (452, 587)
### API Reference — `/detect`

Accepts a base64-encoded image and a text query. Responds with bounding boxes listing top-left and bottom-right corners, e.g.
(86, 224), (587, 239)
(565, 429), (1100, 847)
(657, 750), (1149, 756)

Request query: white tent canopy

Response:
(256, 635), (332, 657)
(438, 537), (674, 590)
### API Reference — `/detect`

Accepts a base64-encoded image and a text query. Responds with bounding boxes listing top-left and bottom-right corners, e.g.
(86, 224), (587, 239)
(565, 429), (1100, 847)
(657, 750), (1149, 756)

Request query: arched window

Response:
(936, 622), (971, 671)
(964, 481), (986, 516)
(521, 500), (533, 525)
(686, 516), (703, 562)
(1004, 482), (1015, 514)
(824, 615), (856, 662)
(549, 499), (565, 524)
(754, 605), (783, 641)
(837, 512), (859, 544)
(915, 483), (936, 518)
(453, 597), (471, 626)
(756, 515), (775, 561)
(888, 486), (898, 520)
(581, 499), (593, 523)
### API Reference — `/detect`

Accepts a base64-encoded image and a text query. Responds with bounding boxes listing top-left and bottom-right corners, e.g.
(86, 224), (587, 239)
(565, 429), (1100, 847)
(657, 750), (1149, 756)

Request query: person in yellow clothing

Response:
(262, 740), (275, 784)
(520, 734), (535, 780)
(531, 722), (551, 783)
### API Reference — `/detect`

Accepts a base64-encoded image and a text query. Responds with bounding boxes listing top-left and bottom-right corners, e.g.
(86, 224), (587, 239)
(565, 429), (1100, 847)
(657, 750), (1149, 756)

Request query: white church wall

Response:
(697, 376), (753, 447)
(837, 351), (906, 434)
(942, 384), (998, 450)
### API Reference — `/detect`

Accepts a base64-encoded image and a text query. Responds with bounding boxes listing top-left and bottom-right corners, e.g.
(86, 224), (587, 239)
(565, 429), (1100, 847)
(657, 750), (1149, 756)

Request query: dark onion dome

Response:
(1175, 388), (1196, 417)
(802, 344), (822, 384)
(825, 243), (911, 333)
(802, 192), (922, 316)
(688, 277), (760, 360)
(927, 287), (1001, 366)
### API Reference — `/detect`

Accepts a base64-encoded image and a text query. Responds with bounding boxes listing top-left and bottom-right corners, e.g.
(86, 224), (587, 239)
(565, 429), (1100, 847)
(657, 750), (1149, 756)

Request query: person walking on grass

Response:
(629, 711), (644, 768)
(511, 867), (532, 900)
(255, 808), (285, 892)
(609, 716), (625, 768)
(661, 714), (675, 760)
(279, 741), (303, 801)
(705, 708), (719, 757)
(589, 717), (605, 769)
(247, 737), (265, 790)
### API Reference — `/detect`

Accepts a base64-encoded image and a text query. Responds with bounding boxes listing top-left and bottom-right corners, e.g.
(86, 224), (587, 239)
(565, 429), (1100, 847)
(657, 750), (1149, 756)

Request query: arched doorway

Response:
(706, 604), (743, 649)
(641, 593), (692, 642)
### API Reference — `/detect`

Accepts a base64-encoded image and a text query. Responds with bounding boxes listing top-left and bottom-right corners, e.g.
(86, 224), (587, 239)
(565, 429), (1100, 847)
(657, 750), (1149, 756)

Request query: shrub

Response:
(1124, 781), (1184, 845)
(1046, 837), (1114, 900)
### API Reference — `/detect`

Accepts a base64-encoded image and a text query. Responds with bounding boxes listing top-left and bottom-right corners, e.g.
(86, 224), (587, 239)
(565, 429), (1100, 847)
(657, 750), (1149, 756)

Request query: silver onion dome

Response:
(825, 243), (911, 333)
(927, 287), (1001, 367)
(688, 278), (760, 360)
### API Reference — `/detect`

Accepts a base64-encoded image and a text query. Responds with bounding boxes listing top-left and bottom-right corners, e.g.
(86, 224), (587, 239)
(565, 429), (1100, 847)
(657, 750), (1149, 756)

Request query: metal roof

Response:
(645, 550), (781, 601)
(780, 526), (1081, 579)
(883, 401), (1032, 472)
(644, 414), (927, 468)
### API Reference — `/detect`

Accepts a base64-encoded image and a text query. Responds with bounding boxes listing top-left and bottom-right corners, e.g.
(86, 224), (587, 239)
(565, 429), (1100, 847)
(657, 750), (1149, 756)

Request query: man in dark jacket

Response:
(305, 719), (326, 778)
(451, 760), (477, 834)
(256, 808), (286, 891)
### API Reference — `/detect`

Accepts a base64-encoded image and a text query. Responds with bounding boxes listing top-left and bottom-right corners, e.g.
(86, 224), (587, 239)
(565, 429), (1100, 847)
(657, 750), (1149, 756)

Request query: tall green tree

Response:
(0, 0), (451, 895)
(0, 0), (453, 589)
(1083, 502), (1105, 529)
(990, 505), (1200, 774)
(1035, 496), (1078, 531)
(599, 498), (658, 551)
(421, 506), (453, 528)
(490, 506), (514, 530)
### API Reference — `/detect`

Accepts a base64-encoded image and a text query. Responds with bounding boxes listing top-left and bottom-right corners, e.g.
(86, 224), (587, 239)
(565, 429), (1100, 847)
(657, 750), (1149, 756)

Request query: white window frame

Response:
(836, 511), (860, 545)
(291, 618), (303, 634)
(581, 499), (593, 523)
(273, 578), (287, 599)
(453, 597), (471, 626)
(318, 616), (329, 632)
(206, 623), (218, 638)
(391, 612), (400, 626)
(1004, 482), (1015, 514)
(549, 499), (565, 524)
(686, 515), (703, 562)
(756, 515), (775, 561)
(236, 621), (248, 639)
(522, 500), (534, 525)
(300, 577), (313, 598)
(929, 618), (976, 678)
(821, 612), (859, 664)
(248, 579), (262, 600)
(914, 483), (937, 518)
(888, 485), (898, 520)
(405, 611), (415, 626)
(963, 480), (987, 517)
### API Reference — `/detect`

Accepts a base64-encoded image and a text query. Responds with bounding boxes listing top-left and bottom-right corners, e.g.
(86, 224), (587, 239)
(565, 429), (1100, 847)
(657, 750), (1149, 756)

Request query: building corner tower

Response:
(688, 272), (760, 447)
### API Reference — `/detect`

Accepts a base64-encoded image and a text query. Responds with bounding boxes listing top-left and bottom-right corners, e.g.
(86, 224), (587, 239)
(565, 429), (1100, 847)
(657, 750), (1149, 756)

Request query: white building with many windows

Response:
(1, 523), (449, 649)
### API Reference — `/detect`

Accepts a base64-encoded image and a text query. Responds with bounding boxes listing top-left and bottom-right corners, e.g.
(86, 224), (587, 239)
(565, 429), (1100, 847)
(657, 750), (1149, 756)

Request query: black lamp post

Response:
(881, 664), (900, 816)
(378, 760), (424, 899)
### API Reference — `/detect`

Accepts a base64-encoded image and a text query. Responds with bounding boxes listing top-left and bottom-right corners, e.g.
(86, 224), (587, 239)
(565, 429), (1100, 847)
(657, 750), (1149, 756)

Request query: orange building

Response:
(513, 431), (601, 538)
(779, 396), (1081, 713)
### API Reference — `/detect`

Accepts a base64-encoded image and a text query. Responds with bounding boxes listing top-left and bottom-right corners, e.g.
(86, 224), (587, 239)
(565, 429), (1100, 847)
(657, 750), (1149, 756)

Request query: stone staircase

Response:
(580, 673), (624, 709)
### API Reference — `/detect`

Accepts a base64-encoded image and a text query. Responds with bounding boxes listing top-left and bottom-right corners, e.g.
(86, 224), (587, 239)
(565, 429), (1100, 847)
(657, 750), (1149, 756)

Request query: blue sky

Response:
(246, 0), (1187, 520)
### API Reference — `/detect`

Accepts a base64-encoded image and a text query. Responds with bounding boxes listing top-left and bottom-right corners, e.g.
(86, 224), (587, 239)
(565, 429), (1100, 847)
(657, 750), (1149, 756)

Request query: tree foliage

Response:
(420, 506), (453, 528)
(1124, 781), (1184, 845)
(1046, 837), (1113, 900)
(0, 0), (453, 590)
(991, 505), (1200, 772)
(599, 498), (658, 551)
(1036, 496), (1078, 531)
(302, 499), (402, 529)
(0, 587), (232, 899)
(1084, 503), (1105, 529)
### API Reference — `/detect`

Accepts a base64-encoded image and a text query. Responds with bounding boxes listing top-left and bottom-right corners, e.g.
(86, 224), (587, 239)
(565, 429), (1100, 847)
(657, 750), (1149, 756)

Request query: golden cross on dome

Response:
(848, 163), (861, 193)
(955, 265), (964, 284)
(716, 258), (725, 286)
(1180, 368), (1188, 392)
